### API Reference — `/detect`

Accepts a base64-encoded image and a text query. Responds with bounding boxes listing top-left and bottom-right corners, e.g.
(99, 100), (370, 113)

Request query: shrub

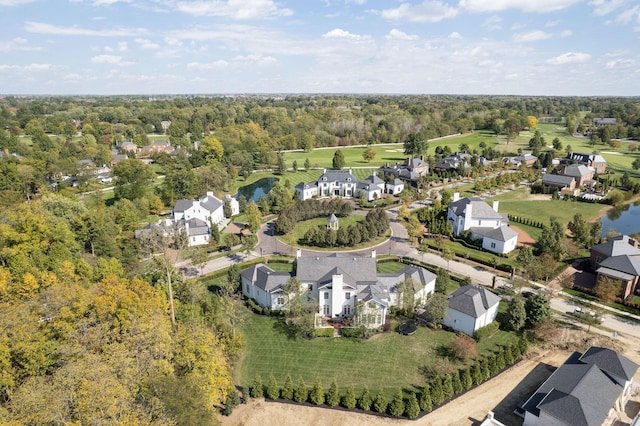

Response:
(340, 327), (365, 338)
(281, 374), (294, 400)
(450, 333), (479, 362)
(430, 377), (445, 406)
(388, 389), (405, 417)
(293, 377), (308, 403)
(358, 386), (372, 411)
(405, 393), (420, 419)
(451, 370), (463, 395)
(240, 386), (250, 404)
(473, 321), (500, 340)
(442, 374), (454, 401)
(418, 386), (432, 412)
(342, 384), (357, 409)
(250, 374), (264, 398)
(460, 368), (473, 390)
(471, 363), (483, 386)
(266, 374), (279, 400)
(309, 378), (324, 405)
(326, 378), (340, 407)
(222, 391), (240, 416)
(313, 327), (334, 338)
(373, 390), (387, 413)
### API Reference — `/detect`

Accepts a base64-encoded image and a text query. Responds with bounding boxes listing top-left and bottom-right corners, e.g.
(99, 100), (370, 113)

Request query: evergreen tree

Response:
(430, 377), (445, 406)
(281, 374), (294, 400)
(504, 345), (515, 365)
(332, 150), (345, 169)
(471, 363), (483, 386)
(342, 384), (357, 409)
(505, 297), (526, 331)
(388, 389), (405, 417)
(480, 357), (491, 380)
(511, 342), (522, 361)
(373, 390), (387, 413)
(488, 354), (499, 376)
(495, 349), (506, 371)
(419, 386), (432, 412)
(460, 368), (473, 390)
(435, 268), (450, 293)
(358, 386), (372, 411)
(266, 374), (279, 400)
(326, 378), (340, 407)
(405, 392), (420, 419)
(310, 377), (324, 405)
(442, 374), (454, 401)
(251, 374), (264, 398)
(304, 158), (311, 170)
(451, 371), (463, 395)
(293, 377), (308, 403)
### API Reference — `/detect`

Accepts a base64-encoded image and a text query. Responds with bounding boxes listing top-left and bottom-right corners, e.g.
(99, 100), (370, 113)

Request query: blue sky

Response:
(1, 0), (639, 96)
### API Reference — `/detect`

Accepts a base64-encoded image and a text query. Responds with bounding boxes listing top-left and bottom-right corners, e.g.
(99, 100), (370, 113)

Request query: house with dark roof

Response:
(561, 152), (607, 174)
(241, 251), (436, 329)
(443, 284), (501, 336)
(590, 235), (640, 299)
(541, 174), (577, 194)
(379, 156), (429, 184)
(434, 152), (471, 171)
(517, 346), (638, 426)
(593, 118), (617, 127)
(295, 169), (401, 202)
(563, 164), (595, 187)
(504, 153), (538, 168)
(447, 193), (518, 254)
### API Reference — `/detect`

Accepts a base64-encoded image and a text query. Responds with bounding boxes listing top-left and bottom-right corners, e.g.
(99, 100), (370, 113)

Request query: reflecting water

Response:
(601, 201), (640, 236)
(236, 177), (277, 202)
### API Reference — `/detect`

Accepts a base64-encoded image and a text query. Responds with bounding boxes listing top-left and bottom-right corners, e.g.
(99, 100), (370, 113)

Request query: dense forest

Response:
(1, 94), (639, 423)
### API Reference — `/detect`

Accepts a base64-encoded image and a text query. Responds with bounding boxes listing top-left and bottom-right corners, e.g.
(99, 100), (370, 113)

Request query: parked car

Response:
(573, 307), (603, 324)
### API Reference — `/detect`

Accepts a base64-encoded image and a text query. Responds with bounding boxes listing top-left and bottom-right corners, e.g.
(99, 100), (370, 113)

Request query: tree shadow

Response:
(272, 318), (303, 340)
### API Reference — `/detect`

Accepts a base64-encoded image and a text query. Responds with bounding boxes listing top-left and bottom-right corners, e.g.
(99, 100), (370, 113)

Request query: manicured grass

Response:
(488, 188), (607, 225)
(235, 307), (517, 391)
(376, 261), (408, 273)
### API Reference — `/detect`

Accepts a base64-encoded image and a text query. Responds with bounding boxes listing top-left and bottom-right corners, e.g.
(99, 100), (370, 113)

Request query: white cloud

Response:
(482, 15), (502, 30)
(546, 19), (561, 27)
(322, 28), (370, 40)
(449, 32), (463, 39)
(460, 0), (580, 13)
(589, 0), (629, 16)
(379, 1), (458, 23)
(605, 58), (635, 68)
(546, 52), (592, 64)
(69, 0), (132, 5)
(0, 0), (36, 5)
(234, 54), (278, 66)
(118, 41), (127, 51)
(135, 38), (160, 49)
(614, 5), (640, 25)
(187, 60), (230, 70)
(386, 29), (419, 40)
(25, 21), (147, 37)
(512, 30), (551, 42)
(91, 54), (134, 65)
(559, 29), (573, 37)
(0, 37), (41, 53)
(0, 63), (62, 71)
(175, 0), (293, 20)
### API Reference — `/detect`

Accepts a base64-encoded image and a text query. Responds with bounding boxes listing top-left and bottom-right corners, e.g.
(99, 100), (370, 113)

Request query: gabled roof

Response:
(295, 181), (317, 190)
(173, 199), (194, 212)
(470, 225), (518, 242)
(563, 164), (594, 177)
(592, 235), (640, 257)
(448, 197), (502, 220)
(241, 264), (291, 293)
(328, 213), (338, 223)
(357, 283), (390, 307)
(579, 346), (639, 382)
(542, 174), (575, 187)
(377, 265), (437, 292)
(319, 169), (357, 183)
(515, 153), (537, 162)
(296, 254), (378, 286)
(598, 254), (640, 277)
(199, 193), (223, 213)
(447, 285), (500, 318)
(185, 218), (209, 236)
(521, 348), (637, 426)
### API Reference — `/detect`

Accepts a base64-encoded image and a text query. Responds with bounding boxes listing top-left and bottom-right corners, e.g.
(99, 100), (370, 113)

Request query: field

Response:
(235, 307), (517, 393)
(488, 188), (607, 226)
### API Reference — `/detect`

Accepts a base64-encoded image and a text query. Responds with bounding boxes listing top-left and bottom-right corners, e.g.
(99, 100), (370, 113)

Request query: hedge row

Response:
(239, 338), (528, 419)
(507, 214), (545, 229)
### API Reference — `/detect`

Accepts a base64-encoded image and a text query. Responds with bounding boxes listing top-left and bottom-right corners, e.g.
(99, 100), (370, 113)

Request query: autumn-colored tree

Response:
(450, 333), (479, 362)
(595, 276), (619, 304)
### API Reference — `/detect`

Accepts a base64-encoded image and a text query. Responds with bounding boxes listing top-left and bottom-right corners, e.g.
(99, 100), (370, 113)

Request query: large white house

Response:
(443, 284), (501, 336)
(295, 169), (404, 202)
(447, 193), (518, 254)
(171, 192), (239, 246)
(241, 251), (436, 329)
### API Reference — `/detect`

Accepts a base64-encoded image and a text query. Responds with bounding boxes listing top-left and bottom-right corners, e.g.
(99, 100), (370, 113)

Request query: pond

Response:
(235, 177), (277, 202)
(600, 200), (640, 236)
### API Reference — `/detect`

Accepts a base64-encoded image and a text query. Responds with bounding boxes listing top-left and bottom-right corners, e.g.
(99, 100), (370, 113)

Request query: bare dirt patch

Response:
(511, 225), (535, 247)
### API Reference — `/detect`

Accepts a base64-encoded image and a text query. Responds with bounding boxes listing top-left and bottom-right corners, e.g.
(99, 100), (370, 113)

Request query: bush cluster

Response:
(274, 199), (352, 235)
(301, 208), (389, 248)
(507, 214), (545, 229)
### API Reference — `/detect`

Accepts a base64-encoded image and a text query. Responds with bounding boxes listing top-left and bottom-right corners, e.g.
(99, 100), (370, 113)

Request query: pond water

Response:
(235, 177), (277, 202)
(600, 200), (640, 236)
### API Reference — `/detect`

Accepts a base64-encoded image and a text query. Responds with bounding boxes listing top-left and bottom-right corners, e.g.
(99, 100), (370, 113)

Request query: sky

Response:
(0, 0), (639, 96)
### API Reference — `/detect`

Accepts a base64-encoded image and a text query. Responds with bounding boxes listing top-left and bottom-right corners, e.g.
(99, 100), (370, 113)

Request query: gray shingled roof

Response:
(241, 264), (291, 293)
(592, 235), (640, 257)
(521, 349), (633, 426)
(598, 254), (640, 276)
(319, 169), (357, 182)
(296, 254), (378, 287)
(186, 218), (209, 236)
(580, 346), (639, 382)
(295, 181), (317, 190)
(200, 194), (223, 212)
(470, 225), (518, 242)
(564, 164), (593, 177)
(449, 197), (503, 220)
(174, 199), (194, 212)
(447, 284), (501, 318)
(542, 174), (575, 187)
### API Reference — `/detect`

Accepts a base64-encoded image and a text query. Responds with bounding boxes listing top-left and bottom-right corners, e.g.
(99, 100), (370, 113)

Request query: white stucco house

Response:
(443, 284), (501, 336)
(295, 169), (402, 202)
(241, 251), (436, 329)
(170, 191), (238, 246)
(447, 193), (518, 254)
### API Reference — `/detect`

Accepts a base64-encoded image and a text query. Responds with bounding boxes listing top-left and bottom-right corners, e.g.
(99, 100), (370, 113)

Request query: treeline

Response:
(274, 198), (352, 235)
(301, 208), (389, 248)
(244, 338), (527, 419)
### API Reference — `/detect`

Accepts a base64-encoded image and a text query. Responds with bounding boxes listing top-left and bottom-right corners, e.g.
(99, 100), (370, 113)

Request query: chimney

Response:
(406, 157), (411, 167)
(464, 202), (473, 232)
(296, 248), (302, 258)
(453, 192), (460, 203)
(371, 250), (376, 259)
(420, 155), (424, 161)
(492, 200), (499, 212)
(206, 191), (214, 197)
(629, 238), (638, 248)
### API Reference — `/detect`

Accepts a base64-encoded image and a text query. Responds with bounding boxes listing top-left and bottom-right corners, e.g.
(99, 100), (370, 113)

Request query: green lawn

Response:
(488, 188), (607, 225)
(235, 307), (517, 392)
